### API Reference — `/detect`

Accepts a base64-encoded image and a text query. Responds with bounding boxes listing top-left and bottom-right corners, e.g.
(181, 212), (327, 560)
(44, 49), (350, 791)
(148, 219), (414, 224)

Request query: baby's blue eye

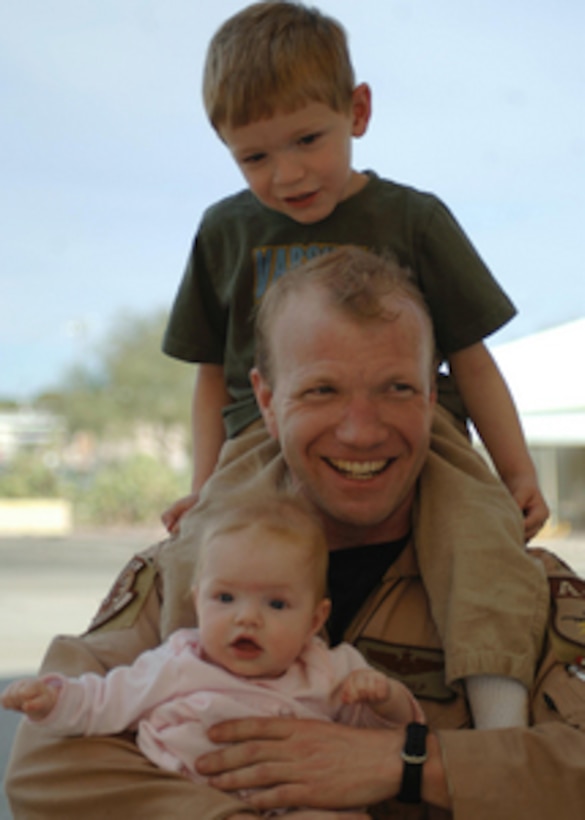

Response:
(269, 599), (287, 610)
(218, 592), (234, 603)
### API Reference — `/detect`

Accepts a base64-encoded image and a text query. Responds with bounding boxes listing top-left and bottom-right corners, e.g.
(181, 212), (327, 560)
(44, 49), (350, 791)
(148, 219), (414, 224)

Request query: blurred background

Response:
(1, 2), (584, 815)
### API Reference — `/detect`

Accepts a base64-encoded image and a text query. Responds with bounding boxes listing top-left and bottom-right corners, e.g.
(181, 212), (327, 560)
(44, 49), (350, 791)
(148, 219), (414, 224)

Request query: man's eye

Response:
(269, 599), (287, 610)
(306, 385), (335, 397)
(389, 382), (415, 396)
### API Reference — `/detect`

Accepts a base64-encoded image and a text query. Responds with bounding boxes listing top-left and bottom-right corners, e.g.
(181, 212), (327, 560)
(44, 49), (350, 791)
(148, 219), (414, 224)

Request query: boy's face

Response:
(193, 524), (330, 678)
(219, 84), (371, 224)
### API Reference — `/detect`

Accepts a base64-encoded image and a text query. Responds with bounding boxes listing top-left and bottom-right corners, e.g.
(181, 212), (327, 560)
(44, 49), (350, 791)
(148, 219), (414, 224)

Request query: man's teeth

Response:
(328, 459), (388, 479)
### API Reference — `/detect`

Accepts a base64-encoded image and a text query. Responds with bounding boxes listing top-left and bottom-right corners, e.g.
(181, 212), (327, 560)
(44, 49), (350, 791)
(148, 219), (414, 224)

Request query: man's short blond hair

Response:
(194, 490), (329, 600)
(203, 1), (355, 131)
(254, 245), (437, 385)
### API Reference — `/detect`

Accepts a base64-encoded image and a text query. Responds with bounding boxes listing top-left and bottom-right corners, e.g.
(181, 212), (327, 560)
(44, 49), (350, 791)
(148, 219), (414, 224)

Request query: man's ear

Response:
(351, 83), (372, 137)
(250, 367), (278, 439)
(311, 598), (332, 637)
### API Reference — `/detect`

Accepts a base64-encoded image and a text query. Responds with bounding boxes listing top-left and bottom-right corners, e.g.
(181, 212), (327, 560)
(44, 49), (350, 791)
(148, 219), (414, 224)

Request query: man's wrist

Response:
(421, 732), (452, 810)
(396, 722), (428, 803)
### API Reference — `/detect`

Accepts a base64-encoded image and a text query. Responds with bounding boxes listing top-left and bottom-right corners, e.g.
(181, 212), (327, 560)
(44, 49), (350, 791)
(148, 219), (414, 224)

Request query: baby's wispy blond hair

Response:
(194, 489), (330, 601)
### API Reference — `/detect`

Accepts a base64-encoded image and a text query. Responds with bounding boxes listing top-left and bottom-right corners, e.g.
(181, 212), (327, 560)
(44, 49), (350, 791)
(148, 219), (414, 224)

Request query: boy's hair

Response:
(194, 490), (329, 600)
(254, 245), (436, 385)
(203, 1), (355, 131)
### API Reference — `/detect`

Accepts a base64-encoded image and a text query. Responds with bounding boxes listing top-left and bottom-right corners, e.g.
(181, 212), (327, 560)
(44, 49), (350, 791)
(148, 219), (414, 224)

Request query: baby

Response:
(2, 492), (424, 815)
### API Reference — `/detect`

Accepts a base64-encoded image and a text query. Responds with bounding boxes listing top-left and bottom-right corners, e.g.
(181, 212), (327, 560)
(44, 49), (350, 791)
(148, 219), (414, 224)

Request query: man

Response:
(6, 248), (585, 819)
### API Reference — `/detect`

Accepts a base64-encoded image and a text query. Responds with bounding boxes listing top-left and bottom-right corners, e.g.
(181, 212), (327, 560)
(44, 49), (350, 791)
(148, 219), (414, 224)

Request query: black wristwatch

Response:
(396, 721), (428, 804)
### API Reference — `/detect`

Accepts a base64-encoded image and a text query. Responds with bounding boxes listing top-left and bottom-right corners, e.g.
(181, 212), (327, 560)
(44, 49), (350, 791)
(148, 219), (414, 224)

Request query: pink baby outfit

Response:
(38, 630), (421, 783)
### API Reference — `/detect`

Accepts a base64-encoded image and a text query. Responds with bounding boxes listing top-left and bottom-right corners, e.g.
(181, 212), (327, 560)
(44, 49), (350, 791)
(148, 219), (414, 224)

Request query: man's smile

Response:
(324, 458), (392, 480)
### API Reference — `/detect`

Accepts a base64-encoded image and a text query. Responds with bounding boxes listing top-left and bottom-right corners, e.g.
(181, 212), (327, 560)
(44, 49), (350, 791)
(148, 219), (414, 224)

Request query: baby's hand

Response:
(1, 677), (60, 721)
(339, 668), (390, 706)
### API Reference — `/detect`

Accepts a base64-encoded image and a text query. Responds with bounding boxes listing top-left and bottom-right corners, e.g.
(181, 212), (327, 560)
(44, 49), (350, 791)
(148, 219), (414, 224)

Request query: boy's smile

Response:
(219, 85), (371, 224)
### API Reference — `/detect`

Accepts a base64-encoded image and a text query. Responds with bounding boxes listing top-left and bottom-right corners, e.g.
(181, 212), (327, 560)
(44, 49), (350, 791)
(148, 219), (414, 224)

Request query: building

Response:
(491, 317), (585, 531)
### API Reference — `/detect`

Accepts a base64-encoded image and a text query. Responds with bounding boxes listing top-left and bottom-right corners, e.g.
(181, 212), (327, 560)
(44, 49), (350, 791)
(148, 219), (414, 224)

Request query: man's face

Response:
(252, 289), (436, 548)
(218, 85), (370, 225)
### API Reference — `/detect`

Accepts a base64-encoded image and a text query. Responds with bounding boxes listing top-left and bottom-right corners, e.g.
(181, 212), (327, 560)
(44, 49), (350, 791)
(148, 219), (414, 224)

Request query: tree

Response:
(39, 310), (195, 443)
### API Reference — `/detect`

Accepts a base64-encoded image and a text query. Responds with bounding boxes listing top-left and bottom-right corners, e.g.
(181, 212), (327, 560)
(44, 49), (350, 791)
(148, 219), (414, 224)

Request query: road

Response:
(1, 527), (584, 819)
(0, 527), (165, 820)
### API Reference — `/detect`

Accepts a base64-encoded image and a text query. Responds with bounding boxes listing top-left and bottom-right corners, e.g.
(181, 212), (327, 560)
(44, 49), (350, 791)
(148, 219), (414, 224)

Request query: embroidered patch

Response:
(354, 637), (455, 702)
(88, 555), (154, 632)
(549, 576), (585, 657)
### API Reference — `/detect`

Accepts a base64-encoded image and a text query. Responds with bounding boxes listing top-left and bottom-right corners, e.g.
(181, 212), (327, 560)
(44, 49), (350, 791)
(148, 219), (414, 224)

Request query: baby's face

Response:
(194, 525), (329, 678)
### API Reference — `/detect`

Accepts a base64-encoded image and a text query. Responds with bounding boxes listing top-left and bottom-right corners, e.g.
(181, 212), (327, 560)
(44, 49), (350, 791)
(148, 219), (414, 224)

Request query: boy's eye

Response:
(269, 599), (287, 610)
(298, 132), (321, 146)
(241, 152), (266, 165)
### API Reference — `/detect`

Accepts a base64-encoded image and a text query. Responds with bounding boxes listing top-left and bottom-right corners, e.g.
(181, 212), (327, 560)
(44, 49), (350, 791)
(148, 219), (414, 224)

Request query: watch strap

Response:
(396, 721), (428, 804)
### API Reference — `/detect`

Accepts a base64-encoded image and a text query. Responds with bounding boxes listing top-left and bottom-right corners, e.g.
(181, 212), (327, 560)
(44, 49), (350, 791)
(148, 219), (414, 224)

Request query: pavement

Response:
(1, 527), (584, 819)
(0, 527), (165, 820)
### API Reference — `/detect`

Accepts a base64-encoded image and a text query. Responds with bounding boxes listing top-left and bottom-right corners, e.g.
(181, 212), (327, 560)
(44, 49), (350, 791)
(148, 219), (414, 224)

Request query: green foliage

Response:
(72, 454), (188, 526)
(0, 453), (63, 498)
(40, 309), (194, 440)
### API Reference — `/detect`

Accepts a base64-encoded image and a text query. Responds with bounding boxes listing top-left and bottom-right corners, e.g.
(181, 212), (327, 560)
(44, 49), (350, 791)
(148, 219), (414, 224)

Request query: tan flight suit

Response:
(6, 409), (570, 820)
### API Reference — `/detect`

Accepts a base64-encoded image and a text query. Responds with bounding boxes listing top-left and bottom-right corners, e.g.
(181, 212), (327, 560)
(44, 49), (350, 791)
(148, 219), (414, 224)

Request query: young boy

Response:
(161, 2), (549, 726)
(2, 492), (424, 817)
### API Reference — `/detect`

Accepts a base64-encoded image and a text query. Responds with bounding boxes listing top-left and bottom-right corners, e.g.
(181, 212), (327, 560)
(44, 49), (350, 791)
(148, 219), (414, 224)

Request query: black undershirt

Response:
(326, 535), (410, 646)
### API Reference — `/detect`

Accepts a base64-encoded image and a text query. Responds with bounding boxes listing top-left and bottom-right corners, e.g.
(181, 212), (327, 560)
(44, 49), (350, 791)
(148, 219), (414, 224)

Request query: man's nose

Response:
(335, 396), (389, 448)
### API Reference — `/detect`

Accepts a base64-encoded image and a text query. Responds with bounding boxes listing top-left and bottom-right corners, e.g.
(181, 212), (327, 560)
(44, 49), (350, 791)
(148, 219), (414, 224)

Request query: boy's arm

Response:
(449, 341), (548, 539)
(162, 363), (230, 534)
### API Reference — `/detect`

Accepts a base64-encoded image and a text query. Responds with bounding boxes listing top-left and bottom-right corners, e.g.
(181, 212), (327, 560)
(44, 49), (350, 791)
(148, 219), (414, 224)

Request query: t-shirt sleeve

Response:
(415, 197), (517, 355)
(162, 229), (227, 365)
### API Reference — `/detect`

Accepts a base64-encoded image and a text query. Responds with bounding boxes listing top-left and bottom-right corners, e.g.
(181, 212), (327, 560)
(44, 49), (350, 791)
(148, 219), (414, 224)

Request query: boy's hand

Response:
(338, 668), (390, 707)
(506, 475), (550, 541)
(161, 492), (200, 534)
(1, 677), (60, 721)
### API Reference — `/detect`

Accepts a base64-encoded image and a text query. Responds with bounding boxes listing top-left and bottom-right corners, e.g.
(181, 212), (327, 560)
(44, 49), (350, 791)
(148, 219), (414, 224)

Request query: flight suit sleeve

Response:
(4, 548), (257, 820)
(438, 690), (585, 819)
(436, 563), (585, 820)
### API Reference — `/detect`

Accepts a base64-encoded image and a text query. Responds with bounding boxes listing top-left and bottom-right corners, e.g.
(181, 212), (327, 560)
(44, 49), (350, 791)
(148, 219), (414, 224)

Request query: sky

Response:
(1, 0), (584, 402)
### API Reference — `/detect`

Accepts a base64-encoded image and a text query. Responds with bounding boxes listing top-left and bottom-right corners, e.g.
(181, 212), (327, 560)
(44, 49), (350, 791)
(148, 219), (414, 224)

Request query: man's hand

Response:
(196, 717), (404, 813)
(161, 492), (199, 534)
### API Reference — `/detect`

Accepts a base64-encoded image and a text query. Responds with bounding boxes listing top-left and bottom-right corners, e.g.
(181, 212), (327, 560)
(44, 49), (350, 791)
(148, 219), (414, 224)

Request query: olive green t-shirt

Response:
(163, 172), (516, 438)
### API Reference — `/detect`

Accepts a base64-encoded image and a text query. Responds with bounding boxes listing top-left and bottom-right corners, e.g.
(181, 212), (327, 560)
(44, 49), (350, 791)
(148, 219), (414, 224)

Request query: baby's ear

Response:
(191, 585), (199, 616)
(311, 598), (332, 637)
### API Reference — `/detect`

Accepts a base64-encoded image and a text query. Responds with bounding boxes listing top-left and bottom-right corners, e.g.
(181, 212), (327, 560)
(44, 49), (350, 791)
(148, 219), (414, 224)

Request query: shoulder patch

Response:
(549, 575), (585, 663)
(87, 555), (156, 633)
(354, 637), (456, 702)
